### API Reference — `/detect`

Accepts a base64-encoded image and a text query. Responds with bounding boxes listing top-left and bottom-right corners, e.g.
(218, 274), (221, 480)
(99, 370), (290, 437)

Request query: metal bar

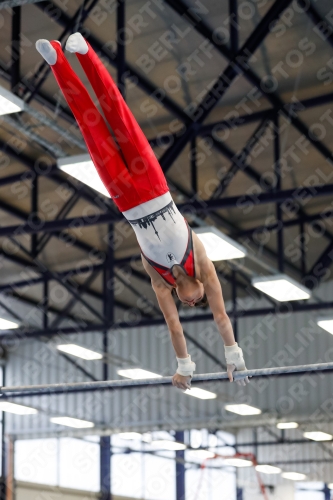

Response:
(235, 209), (333, 237)
(273, 115), (284, 273)
(7, 237), (106, 323)
(43, 277), (48, 330)
(100, 436), (111, 500)
(300, 0), (333, 48)
(1, 182), (333, 238)
(49, 270), (101, 329)
(0, 172), (30, 187)
(236, 438), (333, 447)
(31, 174), (38, 258)
(36, 192), (81, 255)
(177, 184), (333, 213)
(165, 0), (333, 175)
(149, 89), (333, 146)
(2, 362), (333, 398)
(190, 138), (197, 195)
(305, 239), (333, 289)
(159, 0), (293, 173)
(0, 0), (43, 8)
(175, 431), (185, 500)
(300, 219), (306, 277)
(229, 0), (238, 54)
(117, 0), (125, 98)
(210, 118), (271, 200)
(0, 136), (115, 212)
(11, 5), (21, 92)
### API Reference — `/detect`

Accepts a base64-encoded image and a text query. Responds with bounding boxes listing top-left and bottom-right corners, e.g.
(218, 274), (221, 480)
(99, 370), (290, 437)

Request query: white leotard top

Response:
(122, 192), (189, 269)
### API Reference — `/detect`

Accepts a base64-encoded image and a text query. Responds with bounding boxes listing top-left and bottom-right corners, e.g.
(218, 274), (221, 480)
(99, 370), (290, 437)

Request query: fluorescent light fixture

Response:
(187, 449), (215, 460)
(57, 344), (103, 360)
(152, 440), (187, 451)
(225, 404), (261, 416)
(58, 154), (110, 198)
(117, 368), (162, 379)
(303, 431), (333, 441)
(317, 317), (333, 335)
(194, 226), (247, 261)
(50, 417), (94, 429)
(252, 274), (311, 302)
(276, 422), (299, 429)
(281, 472), (306, 481)
(0, 86), (24, 115)
(0, 402), (37, 415)
(118, 432), (142, 440)
(0, 318), (19, 330)
(184, 388), (217, 400)
(255, 465), (281, 474)
(224, 458), (252, 467)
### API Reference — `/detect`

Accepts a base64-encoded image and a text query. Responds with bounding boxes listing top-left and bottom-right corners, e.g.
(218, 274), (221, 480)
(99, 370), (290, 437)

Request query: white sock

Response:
(65, 33), (88, 55)
(35, 39), (60, 65)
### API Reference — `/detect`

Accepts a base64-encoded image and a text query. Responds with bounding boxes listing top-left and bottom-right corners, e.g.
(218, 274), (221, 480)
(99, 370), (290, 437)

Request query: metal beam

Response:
(177, 184), (333, 213)
(159, 0), (293, 173)
(235, 209), (333, 238)
(274, 115), (284, 273)
(0, 0), (43, 7)
(175, 431), (185, 500)
(300, 0), (333, 48)
(11, 5), (21, 92)
(1, 182), (332, 238)
(1, 298), (333, 340)
(305, 239), (333, 290)
(117, 0), (125, 98)
(164, 0), (333, 173)
(2, 362), (333, 398)
(210, 118), (271, 200)
(100, 436), (111, 500)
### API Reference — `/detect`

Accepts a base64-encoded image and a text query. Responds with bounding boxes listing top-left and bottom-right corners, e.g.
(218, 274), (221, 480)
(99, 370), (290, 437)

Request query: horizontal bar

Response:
(2, 362), (333, 398)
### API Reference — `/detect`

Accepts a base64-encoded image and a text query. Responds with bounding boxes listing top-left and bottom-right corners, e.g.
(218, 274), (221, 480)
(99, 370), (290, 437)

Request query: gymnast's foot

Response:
(65, 32), (88, 55)
(35, 39), (60, 65)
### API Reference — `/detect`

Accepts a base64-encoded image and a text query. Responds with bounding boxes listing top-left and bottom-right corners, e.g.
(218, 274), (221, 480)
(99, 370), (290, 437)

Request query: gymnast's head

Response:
(173, 266), (206, 307)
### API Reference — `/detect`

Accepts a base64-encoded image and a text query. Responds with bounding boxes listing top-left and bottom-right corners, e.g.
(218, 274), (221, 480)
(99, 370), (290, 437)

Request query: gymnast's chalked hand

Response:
(227, 363), (250, 386)
(172, 373), (192, 390)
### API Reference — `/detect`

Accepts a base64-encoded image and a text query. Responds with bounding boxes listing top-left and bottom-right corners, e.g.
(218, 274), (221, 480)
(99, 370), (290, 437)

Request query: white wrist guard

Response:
(224, 343), (246, 371)
(176, 355), (196, 377)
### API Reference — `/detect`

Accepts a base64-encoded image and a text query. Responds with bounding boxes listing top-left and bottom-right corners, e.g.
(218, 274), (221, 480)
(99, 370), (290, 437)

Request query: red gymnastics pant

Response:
(49, 40), (169, 212)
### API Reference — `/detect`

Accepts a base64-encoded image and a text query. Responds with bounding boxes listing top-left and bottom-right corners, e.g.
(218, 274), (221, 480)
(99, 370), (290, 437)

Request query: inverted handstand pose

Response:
(36, 34), (249, 389)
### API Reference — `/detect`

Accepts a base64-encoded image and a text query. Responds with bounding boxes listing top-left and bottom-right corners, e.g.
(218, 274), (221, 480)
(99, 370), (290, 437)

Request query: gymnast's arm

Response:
(142, 256), (192, 390)
(201, 259), (249, 385)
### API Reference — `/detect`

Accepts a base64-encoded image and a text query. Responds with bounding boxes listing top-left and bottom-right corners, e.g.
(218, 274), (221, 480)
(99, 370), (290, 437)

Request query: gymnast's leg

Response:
(35, 39), (142, 211)
(65, 33), (169, 205)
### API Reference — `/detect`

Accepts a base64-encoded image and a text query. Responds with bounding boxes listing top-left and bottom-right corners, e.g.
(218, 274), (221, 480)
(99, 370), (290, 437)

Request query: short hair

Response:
(172, 289), (208, 308)
(193, 293), (208, 308)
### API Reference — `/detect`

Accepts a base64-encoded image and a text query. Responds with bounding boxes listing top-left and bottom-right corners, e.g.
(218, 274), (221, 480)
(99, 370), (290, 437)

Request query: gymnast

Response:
(36, 34), (249, 389)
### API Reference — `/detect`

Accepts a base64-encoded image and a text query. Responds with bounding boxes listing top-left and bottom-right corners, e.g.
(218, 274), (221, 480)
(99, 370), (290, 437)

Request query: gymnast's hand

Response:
(172, 373), (192, 390)
(225, 343), (249, 386)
